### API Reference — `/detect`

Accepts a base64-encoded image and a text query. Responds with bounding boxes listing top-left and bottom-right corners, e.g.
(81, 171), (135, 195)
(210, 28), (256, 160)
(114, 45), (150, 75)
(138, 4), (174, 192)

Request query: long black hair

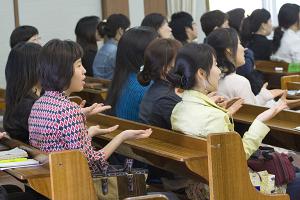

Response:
(5, 42), (41, 120)
(241, 9), (271, 47)
(206, 28), (239, 76)
(75, 16), (100, 51)
(106, 26), (158, 114)
(272, 3), (300, 53)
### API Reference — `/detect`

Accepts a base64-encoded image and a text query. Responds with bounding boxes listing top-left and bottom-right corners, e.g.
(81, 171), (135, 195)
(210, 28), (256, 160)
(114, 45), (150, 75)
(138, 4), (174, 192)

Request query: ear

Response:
(213, 26), (218, 31)
(196, 68), (207, 79)
(225, 48), (232, 56)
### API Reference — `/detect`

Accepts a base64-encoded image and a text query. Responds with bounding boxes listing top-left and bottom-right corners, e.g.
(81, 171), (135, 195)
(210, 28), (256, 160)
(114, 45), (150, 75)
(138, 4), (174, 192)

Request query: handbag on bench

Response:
(248, 146), (296, 186)
(93, 159), (148, 200)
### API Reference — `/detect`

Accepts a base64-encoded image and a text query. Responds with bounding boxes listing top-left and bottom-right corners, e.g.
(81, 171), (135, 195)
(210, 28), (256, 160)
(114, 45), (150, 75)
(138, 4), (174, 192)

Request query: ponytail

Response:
(240, 17), (252, 47)
(272, 27), (284, 53)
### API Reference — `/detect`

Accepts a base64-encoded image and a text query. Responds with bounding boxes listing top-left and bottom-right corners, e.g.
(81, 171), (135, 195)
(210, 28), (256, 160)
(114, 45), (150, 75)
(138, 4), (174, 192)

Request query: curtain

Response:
(166, 0), (197, 20)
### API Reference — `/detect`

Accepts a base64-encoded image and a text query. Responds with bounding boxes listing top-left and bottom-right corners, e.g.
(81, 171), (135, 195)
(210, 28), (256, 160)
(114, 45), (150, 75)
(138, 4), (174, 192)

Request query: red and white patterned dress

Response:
(29, 91), (107, 172)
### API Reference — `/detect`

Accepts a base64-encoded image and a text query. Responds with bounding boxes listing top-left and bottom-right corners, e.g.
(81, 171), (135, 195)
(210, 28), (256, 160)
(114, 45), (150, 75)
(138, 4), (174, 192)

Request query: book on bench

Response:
(0, 147), (39, 170)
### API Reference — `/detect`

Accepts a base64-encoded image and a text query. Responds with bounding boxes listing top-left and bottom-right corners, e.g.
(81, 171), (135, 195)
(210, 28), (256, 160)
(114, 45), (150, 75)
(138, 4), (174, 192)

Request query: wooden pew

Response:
(233, 103), (300, 151)
(88, 113), (289, 200)
(73, 76), (111, 105)
(255, 60), (299, 89)
(281, 75), (300, 90)
(208, 133), (289, 200)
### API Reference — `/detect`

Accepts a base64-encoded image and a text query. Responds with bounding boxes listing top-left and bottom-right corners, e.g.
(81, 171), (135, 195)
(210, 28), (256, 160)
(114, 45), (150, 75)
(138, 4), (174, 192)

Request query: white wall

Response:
(0, 0), (15, 88)
(18, 0), (102, 44)
(0, 0), (101, 88)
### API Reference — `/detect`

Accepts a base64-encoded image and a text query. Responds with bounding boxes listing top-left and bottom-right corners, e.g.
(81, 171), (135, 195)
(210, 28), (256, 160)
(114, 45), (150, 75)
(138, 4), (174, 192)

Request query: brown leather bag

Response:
(93, 159), (147, 200)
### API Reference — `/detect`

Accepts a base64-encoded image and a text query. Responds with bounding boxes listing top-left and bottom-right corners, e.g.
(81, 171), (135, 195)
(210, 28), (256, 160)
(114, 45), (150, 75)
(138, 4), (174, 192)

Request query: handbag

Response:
(248, 146), (296, 186)
(93, 159), (148, 200)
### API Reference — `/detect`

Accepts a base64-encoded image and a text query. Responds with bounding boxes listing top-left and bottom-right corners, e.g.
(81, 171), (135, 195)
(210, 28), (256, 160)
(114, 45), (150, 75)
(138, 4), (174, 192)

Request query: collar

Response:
(182, 90), (228, 113)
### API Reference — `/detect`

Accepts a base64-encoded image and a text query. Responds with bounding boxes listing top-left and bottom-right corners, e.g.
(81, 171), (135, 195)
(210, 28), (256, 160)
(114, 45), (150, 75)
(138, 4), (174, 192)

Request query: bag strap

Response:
(124, 158), (133, 173)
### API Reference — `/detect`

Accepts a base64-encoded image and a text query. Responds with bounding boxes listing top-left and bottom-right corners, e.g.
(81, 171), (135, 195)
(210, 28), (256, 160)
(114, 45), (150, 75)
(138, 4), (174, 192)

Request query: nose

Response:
(82, 65), (86, 74)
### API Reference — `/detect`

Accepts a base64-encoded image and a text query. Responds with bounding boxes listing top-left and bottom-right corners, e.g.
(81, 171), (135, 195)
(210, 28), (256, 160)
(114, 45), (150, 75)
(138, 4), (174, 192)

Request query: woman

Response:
(4, 42), (42, 143)
(170, 42), (299, 200)
(141, 13), (172, 38)
(10, 25), (41, 48)
(206, 28), (283, 106)
(93, 14), (130, 79)
(241, 9), (273, 60)
(75, 16), (101, 76)
(138, 38), (182, 129)
(28, 39), (151, 173)
(106, 27), (158, 122)
(271, 3), (300, 63)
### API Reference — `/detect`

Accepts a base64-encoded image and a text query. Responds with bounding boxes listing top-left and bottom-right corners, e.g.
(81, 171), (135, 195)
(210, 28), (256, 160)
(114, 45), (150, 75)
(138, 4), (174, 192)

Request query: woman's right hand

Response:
(255, 101), (288, 122)
(120, 129), (152, 141)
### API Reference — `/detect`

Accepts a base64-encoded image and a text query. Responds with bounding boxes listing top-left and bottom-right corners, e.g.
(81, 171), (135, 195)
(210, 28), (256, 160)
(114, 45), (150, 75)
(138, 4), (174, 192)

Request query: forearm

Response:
(102, 133), (125, 160)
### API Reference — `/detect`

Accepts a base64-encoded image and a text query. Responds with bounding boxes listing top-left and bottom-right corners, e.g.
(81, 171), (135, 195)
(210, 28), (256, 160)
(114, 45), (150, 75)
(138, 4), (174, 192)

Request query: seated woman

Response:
(28, 39), (151, 173)
(138, 38), (182, 129)
(4, 42), (42, 143)
(170, 43), (287, 159)
(241, 9), (273, 60)
(170, 43), (300, 200)
(206, 28), (284, 106)
(93, 14), (130, 79)
(106, 27), (158, 122)
(75, 16), (102, 76)
(141, 13), (172, 38)
(271, 3), (300, 63)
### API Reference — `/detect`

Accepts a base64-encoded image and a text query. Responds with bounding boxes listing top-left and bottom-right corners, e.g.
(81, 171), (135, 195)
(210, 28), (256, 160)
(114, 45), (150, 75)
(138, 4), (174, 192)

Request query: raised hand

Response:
(262, 83), (285, 98)
(256, 101), (288, 122)
(227, 98), (244, 116)
(81, 101), (111, 117)
(88, 125), (119, 137)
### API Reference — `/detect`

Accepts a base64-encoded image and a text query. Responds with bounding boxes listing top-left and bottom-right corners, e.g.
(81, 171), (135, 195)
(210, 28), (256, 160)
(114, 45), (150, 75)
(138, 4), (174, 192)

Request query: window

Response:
(208, 0), (263, 15)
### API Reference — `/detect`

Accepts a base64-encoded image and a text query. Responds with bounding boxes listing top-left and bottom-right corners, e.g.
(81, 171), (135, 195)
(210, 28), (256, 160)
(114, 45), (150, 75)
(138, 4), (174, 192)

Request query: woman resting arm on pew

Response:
(28, 39), (151, 173)
(206, 28), (284, 107)
(170, 43), (300, 200)
(4, 42), (42, 144)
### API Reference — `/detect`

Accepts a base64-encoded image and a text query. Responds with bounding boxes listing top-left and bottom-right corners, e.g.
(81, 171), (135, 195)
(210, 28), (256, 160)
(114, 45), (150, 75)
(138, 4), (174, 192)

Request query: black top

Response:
(139, 80), (181, 130)
(82, 49), (97, 76)
(4, 94), (38, 143)
(248, 34), (272, 61)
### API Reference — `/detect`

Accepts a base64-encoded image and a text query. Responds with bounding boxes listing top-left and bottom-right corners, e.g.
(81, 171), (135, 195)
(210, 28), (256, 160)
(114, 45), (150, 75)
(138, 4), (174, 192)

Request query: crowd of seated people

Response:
(2, 3), (300, 199)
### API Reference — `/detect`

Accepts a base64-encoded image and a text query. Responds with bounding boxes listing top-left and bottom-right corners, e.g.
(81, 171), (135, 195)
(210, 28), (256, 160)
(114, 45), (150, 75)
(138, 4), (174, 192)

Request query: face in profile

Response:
(263, 19), (273, 36)
(235, 38), (245, 67)
(67, 58), (86, 93)
(158, 20), (172, 38)
(206, 56), (221, 92)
